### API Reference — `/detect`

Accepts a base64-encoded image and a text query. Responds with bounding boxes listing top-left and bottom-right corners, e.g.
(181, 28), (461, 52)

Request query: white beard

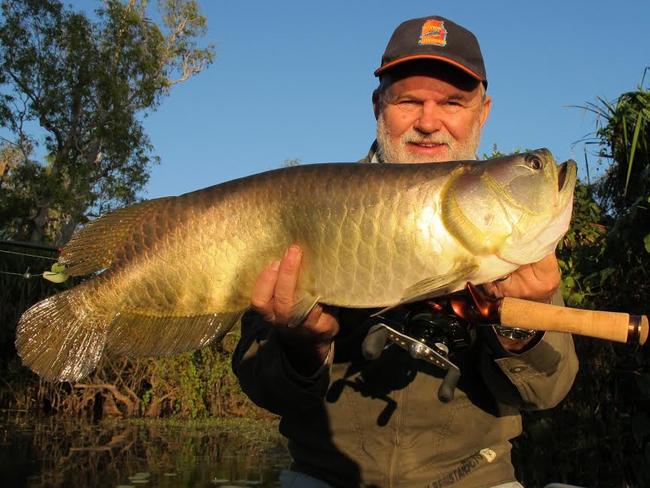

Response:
(376, 112), (482, 163)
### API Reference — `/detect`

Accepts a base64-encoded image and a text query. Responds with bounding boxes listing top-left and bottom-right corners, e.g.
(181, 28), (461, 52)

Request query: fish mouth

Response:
(557, 159), (577, 191)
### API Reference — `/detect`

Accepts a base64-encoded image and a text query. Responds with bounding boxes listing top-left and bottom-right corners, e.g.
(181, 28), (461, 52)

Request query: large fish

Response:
(16, 149), (577, 382)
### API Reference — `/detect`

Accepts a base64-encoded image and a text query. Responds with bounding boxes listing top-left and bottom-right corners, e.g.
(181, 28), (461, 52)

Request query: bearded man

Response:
(233, 15), (578, 488)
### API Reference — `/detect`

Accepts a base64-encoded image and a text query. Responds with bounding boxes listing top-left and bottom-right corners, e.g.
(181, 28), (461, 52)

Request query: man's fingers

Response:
(249, 245), (305, 326)
(531, 253), (560, 282)
(488, 253), (560, 301)
(273, 245), (303, 322)
(250, 259), (281, 321)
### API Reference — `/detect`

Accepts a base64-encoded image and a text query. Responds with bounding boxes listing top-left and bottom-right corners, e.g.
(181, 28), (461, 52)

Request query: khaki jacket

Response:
(232, 145), (579, 487)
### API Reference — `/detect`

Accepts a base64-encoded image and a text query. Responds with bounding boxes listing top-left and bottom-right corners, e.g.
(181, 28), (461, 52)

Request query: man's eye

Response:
(396, 100), (421, 112)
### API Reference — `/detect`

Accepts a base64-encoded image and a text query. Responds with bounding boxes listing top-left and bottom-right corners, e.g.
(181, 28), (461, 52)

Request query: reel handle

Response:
(438, 367), (461, 403)
(361, 324), (389, 360)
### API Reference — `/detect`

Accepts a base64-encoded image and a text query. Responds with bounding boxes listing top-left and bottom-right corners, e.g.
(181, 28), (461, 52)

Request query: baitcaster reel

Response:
(361, 299), (476, 403)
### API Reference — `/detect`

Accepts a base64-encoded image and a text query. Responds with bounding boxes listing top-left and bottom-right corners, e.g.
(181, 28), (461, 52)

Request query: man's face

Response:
(373, 63), (491, 163)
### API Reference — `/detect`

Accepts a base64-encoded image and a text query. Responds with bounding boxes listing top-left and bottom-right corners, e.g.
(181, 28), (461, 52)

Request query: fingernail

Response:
(270, 260), (281, 271)
(285, 244), (301, 258)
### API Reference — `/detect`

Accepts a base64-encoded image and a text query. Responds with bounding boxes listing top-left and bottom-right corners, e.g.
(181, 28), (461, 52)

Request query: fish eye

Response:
(525, 154), (543, 170)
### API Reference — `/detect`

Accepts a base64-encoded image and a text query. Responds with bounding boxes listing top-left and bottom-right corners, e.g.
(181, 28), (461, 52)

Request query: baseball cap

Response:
(374, 16), (487, 86)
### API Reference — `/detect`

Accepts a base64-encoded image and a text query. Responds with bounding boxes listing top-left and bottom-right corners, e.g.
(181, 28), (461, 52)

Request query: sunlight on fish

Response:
(15, 149), (577, 382)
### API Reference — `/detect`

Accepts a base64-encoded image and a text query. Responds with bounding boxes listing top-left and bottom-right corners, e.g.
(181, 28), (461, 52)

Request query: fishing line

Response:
(0, 248), (57, 279)
(0, 270), (43, 279)
(0, 249), (58, 261)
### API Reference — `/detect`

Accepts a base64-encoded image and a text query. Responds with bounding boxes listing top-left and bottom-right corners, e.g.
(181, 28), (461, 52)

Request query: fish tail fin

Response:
(16, 286), (108, 382)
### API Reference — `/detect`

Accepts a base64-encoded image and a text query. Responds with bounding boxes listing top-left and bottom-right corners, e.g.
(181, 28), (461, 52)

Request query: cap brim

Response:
(374, 54), (484, 82)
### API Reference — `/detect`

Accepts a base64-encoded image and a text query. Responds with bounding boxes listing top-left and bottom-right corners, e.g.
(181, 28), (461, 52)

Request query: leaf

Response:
(645, 233), (650, 254)
(42, 271), (69, 283)
(623, 111), (644, 197)
(51, 262), (66, 273)
(570, 291), (584, 306)
(599, 267), (616, 285)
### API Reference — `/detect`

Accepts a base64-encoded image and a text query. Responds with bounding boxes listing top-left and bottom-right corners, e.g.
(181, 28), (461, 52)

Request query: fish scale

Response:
(15, 149), (577, 381)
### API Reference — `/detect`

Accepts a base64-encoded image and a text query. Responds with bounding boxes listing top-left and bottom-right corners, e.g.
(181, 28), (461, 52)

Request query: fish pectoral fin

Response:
(288, 294), (320, 328)
(107, 310), (243, 357)
(401, 262), (479, 302)
(372, 262), (478, 317)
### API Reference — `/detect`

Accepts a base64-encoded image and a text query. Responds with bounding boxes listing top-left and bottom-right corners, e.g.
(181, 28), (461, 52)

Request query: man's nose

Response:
(414, 100), (443, 133)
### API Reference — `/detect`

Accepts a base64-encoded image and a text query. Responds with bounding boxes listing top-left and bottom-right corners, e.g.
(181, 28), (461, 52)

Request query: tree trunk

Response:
(102, 392), (123, 418)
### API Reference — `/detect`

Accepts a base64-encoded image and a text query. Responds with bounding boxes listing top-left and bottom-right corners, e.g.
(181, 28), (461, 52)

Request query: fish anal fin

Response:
(16, 286), (108, 382)
(60, 197), (173, 276)
(373, 262), (478, 316)
(107, 310), (243, 357)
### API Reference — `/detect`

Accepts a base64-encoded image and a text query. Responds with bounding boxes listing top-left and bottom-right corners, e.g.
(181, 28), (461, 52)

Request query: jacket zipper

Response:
(387, 386), (405, 487)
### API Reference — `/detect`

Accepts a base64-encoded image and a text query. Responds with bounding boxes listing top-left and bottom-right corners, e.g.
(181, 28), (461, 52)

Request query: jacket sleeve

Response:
(479, 289), (579, 410)
(232, 309), (332, 416)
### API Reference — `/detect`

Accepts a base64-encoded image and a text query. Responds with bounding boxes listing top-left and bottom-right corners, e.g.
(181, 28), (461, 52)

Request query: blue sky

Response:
(77, 0), (650, 198)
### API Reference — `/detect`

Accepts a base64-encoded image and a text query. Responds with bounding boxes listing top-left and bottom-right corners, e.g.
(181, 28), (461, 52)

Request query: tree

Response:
(582, 85), (650, 215)
(0, 0), (214, 244)
(515, 75), (650, 488)
(582, 76), (650, 309)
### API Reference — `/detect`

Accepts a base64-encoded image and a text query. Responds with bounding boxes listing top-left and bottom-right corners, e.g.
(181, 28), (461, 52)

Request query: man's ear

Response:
(480, 94), (492, 128)
(372, 89), (381, 120)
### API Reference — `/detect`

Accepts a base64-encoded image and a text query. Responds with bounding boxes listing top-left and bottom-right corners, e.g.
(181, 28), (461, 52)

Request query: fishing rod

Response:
(363, 282), (648, 403)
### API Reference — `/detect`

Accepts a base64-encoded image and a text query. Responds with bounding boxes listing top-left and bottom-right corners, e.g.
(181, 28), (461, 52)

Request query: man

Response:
(233, 16), (578, 488)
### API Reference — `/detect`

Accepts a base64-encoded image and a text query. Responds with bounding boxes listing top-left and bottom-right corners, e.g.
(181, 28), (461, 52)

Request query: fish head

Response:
(441, 148), (577, 265)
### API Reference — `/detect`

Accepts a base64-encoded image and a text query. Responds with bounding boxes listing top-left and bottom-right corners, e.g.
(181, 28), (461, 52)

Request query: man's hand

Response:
(250, 244), (340, 375)
(483, 253), (560, 302)
(483, 253), (561, 352)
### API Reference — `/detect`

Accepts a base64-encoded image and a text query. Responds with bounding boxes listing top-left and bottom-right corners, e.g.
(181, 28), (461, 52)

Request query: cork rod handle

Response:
(499, 297), (648, 345)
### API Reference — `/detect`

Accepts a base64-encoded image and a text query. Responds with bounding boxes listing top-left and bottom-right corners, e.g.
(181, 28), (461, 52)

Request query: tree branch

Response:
(73, 382), (139, 413)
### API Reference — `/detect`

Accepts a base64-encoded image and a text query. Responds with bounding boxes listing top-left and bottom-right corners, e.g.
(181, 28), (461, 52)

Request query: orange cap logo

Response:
(418, 19), (447, 46)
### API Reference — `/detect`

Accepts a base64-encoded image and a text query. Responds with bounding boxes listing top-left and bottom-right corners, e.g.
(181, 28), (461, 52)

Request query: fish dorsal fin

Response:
(372, 262), (478, 316)
(60, 198), (173, 276)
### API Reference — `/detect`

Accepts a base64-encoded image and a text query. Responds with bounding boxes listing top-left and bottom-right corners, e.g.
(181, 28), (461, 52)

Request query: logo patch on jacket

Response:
(418, 19), (447, 46)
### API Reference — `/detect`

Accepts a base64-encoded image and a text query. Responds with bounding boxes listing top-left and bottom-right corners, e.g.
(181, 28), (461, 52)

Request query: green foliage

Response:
(283, 158), (301, 167)
(580, 83), (650, 214)
(0, 0), (214, 245)
(515, 73), (650, 488)
(576, 78), (650, 312)
(136, 332), (257, 419)
(481, 144), (523, 160)
(0, 244), (262, 420)
(556, 181), (607, 308)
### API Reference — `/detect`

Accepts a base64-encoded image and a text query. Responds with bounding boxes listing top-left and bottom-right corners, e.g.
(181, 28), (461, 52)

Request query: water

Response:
(0, 413), (290, 487)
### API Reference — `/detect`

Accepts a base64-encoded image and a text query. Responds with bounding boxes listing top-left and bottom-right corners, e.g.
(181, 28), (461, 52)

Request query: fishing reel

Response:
(361, 293), (481, 403)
